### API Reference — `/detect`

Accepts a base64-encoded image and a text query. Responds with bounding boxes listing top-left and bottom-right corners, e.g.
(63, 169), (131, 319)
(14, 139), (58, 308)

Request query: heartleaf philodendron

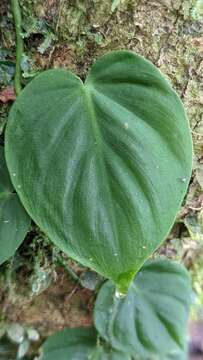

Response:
(5, 51), (192, 293)
(41, 327), (97, 360)
(0, 146), (30, 265)
(41, 327), (131, 360)
(94, 259), (192, 359)
(41, 259), (190, 360)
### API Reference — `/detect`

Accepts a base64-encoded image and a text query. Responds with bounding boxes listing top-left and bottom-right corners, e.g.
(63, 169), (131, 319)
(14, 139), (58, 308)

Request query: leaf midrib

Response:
(83, 84), (120, 262)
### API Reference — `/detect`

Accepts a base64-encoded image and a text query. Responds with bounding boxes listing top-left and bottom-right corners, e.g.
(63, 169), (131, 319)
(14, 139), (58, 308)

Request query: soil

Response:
(0, 269), (94, 337)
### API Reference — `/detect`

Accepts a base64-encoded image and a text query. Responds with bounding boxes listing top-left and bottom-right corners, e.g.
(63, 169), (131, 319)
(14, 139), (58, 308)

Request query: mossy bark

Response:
(21, 0), (202, 137)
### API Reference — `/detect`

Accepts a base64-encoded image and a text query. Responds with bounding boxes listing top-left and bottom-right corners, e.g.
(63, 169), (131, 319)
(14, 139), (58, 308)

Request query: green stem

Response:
(11, 0), (23, 96)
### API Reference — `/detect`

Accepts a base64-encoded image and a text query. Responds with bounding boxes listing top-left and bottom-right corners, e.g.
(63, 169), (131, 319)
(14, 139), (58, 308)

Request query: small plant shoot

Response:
(5, 50), (192, 294)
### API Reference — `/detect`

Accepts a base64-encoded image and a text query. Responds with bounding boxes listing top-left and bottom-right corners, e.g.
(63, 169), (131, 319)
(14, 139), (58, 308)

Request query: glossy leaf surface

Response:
(94, 259), (192, 358)
(41, 327), (96, 360)
(0, 147), (30, 265)
(41, 327), (130, 360)
(5, 51), (192, 292)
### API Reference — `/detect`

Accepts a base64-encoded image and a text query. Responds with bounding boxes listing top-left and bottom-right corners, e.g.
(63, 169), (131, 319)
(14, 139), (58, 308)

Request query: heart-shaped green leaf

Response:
(5, 51), (192, 292)
(94, 259), (192, 358)
(41, 327), (97, 360)
(41, 327), (131, 360)
(0, 147), (30, 265)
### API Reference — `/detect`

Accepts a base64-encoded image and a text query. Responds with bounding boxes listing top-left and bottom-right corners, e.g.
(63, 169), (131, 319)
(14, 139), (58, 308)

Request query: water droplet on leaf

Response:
(115, 289), (126, 299)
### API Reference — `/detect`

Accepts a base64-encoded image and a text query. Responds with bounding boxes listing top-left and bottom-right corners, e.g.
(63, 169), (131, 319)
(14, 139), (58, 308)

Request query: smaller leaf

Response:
(0, 147), (30, 265)
(80, 271), (102, 291)
(41, 327), (97, 360)
(7, 324), (25, 344)
(111, 0), (121, 12)
(30, 267), (52, 295)
(94, 259), (192, 358)
(0, 60), (15, 87)
(41, 327), (132, 360)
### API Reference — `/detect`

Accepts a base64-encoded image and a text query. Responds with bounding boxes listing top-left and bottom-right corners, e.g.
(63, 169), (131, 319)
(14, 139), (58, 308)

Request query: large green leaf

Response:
(41, 327), (131, 360)
(5, 51), (192, 292)
(94, 259), (192, 358)
(0, 147), (30, 265)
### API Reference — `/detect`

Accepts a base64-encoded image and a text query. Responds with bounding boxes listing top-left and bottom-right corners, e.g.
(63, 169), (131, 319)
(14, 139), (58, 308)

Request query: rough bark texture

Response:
(0, 0), (203, 345)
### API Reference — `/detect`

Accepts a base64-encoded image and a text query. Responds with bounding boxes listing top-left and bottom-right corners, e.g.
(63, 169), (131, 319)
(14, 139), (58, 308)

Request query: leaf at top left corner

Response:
(0, 146), (31, 266)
